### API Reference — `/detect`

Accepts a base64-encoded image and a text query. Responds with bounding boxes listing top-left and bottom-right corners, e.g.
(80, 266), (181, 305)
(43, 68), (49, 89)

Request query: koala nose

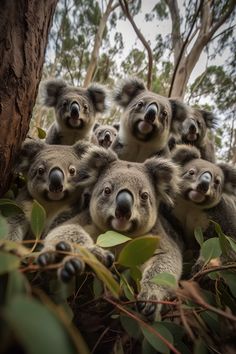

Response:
(197, 172), (212, 193)
(189, 122), (197, 134)
(144, 103), (158, 124)
(104, 131), (111, 142)
(49, 168), (64, 193)
(115, 190), (133, 219)
(70, 102), (80, 119)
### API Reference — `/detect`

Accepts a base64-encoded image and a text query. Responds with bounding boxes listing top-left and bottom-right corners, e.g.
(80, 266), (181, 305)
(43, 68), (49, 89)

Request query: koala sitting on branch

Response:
(40, 79), (108, 145)
(6, 139), (90, 242)
(111, 77), (188, 162)
(37, 146), (182, 321)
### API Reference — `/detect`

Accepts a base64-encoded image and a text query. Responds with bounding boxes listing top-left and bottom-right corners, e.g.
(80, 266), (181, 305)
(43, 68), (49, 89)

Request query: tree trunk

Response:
(0, 0), (58, 197)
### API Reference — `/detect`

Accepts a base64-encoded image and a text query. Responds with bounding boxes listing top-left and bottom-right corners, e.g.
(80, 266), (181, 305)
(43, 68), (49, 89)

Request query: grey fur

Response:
(90, 124), (118, 149)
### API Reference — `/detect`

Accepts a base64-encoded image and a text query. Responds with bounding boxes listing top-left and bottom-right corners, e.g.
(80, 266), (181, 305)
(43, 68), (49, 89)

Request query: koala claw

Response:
(58, 257), (85, 283)
(56, 241), (72, 252)
(37, 252), (56, 267)
(105, 252), (115, 268)
(137, 301), (157, 321)
(88, 246), (115, 268)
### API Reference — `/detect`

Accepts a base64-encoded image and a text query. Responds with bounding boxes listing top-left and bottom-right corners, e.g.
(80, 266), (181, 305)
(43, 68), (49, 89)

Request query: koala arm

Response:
(6, 213), (30, 242)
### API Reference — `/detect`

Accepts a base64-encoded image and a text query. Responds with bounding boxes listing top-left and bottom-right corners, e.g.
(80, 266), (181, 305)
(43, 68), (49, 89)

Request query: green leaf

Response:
(194, 227), (204, 247)
(3, 296), (81, 354)
(93, 277), (104, 298)
(142, 339), (157, 354)
(30, 200), (46, 239)
(0, 252), (20, 275)
(200, 237), (222, 262)
(37, 127), (46, 139)
(226, 236), (236, 253)
(118, 235), (159, 267)
(6, 271), (29, 301)
(120, 315), (141, 339)
(221, 271), (236, 297)
(0, 214), (9, 239)
(96, 230), (131, 248)
(151, 272), (177, 289)
(219, 232), (232, 255)
(0, 199), (24, 217)
(194, 338), (208, 354)
(141, 322), (174, 354)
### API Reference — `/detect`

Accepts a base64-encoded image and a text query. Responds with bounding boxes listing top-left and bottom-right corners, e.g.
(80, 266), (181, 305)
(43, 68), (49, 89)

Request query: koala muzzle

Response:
(70, 102), (80, 119)
(197, 172), (212, 193)
(115, 190), (133, 219)
(49, 168), (64, 193)
(144, 103), (158, 124)
(183, 118), (198, 135)
(104, 131), (111, 142)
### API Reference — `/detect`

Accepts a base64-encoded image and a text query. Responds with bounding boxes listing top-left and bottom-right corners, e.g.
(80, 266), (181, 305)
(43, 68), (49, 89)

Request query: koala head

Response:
(181, 107), (217, 145)
(77, 147), (180, 236)
(91, 123), (119, 148)
(16, 139), (91, 206)
(40, 79), (108, 133)
(113, 77), (187, 149)
(172, 145), (236, 209)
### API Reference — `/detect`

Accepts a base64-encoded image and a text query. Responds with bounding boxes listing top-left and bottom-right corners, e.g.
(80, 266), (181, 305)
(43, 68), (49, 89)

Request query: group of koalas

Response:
(6, 77), (236, 321)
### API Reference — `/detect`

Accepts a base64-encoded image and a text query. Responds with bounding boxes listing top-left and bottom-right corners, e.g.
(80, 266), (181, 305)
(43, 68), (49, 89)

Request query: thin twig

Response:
(191, 263), (236, 280)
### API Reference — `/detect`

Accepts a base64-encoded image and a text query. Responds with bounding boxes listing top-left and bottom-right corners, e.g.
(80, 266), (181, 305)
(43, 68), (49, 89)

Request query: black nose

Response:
(115, 190), (133, 219)
(49, 168), (64, 192)
(104, 131), (111, 142)
(144, 103), (158, 124)
(197, 172), (212, 193)
(189, 122), (197, 134)
(70, 102), (80, 119)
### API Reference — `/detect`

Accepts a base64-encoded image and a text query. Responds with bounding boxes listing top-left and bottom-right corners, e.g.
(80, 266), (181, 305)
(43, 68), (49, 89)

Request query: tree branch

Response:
(165, 0), (183, 64)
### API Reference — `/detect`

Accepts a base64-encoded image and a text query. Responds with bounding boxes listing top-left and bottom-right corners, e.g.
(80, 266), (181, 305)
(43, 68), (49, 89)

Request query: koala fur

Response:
(6, 139), (90, 242)
(174, 107), (217, 162)
(40, 79), (108, 145)
(38, 146), (182, 320)
(90, 123), (118, 149)
(171, 145), (236, 253)
(111, 77), (188, 162)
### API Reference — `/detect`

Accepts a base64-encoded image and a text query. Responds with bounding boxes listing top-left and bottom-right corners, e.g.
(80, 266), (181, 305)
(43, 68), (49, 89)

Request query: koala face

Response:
(181, 108), (216, 145)
(17, 139), (90, 206)
(78, 147), (180, 237)
(91, 124), (118, 148)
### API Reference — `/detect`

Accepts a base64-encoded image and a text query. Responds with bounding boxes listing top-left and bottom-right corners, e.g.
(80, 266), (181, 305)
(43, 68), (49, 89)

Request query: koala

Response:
(170, 145), (236, 257)
(111, 77), (188, 162)
(6, 139), (91, 242)
(40, 79), (108, 145)
(173, 107), (217, 162)
(37, 146), (182, 321)
(90, 123), (118, 149)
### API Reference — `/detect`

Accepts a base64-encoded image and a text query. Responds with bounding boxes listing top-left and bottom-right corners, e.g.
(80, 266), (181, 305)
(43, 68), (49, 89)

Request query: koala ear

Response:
(15, 138), (45, 173)
(145, 157), (180, 206)
(198, 110), (217, 129)
(217, 163), (236, 196)
(77, 146), (118, 186)
(169, 99), (188, 132)
(112, 122), (120, 131)
(72, 140), (92, 158)
(87, 84), (108, 113)
(40, 79), (67, 107)
(93, 122), (100, 132)
(113, 77), (146, 108)
(171, 144), (201, 166)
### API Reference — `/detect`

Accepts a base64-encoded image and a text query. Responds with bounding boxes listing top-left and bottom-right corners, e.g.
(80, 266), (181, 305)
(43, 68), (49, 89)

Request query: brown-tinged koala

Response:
(37, 146), (182, 320)
(40, 79), (108, 145)
(170, 145), (236, 255)
(90, 123), (118, 149)
(171, 107), (217, 162)
(111, 77), (188, 162)
(6, 139), (90, 242)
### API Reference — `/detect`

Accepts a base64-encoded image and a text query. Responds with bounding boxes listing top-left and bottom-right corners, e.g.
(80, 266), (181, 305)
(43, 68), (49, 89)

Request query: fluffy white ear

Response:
(113, 77), (146, 108)
(218, 163), (236, 196)
(39, 79), (67, 107)
(171, 144), (201, 166)
(87, 83), (109, 113)
(76, 146), (118, 186)
(145, 157), (181, 206)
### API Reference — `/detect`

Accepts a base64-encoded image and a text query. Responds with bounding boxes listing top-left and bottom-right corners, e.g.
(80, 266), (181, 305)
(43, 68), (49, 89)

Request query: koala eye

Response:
(140, 192), (149, 201)
(197, 120), (202, 127)
(83, 103), (89, 112)
(137, 101), (144, 109)
(214, 178), (221, 186)
(104, 187), (111, 195)
(38, 167), (45, 175)
(160, 110), (168, 119)
(62, 100), (68, 107)
(69, 166), (76, 176)
(188, 169), (195, 176)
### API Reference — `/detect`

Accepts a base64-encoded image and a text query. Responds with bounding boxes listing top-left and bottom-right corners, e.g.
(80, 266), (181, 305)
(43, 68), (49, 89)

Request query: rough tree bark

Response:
(166, 0), (236, 99)
(0, 0), (58, 197)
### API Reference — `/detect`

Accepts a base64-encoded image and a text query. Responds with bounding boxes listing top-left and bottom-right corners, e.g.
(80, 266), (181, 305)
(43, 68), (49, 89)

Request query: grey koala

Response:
(37, 146), (182, 321)
(170, 145), (236, 262)
(90, 123), (119, 149)
(111, 77), (188, 162)
(6, 139), (90, 242)
(40, 79), (108, 145)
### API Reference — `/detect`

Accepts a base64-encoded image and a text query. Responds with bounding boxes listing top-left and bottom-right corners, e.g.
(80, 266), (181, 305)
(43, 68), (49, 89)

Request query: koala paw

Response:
(37, 241), (72, 267)
(55, 241), (72, 253)
(37, 251), (57, 267)
(88, 245), (115, 268)
(136, 284), (166, 321)
(58, 256), (85, 283)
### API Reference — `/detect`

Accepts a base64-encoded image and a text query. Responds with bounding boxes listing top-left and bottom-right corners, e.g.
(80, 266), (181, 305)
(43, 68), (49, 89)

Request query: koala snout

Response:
(183, 118), (198, 135)
(144, 103), (158, 124)
(115, 190), (133, 219)
(104, 131), (111, 142)
(70, 102), (80, 119)
(197, 172), (212, 193)
(49, 168), (64, 193)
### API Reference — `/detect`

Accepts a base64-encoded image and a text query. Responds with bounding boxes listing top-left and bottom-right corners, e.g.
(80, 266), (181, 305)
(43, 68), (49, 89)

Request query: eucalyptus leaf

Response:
(0, 199), (24, 217)
(200, 237), (222, 262)
(194, 227), (204, 247)
(30, 200), (46, 239)
(141, 322), (174, 354)
(120, 315), (140, 339)
(37, 127), (47, 139)
(0, 214), (9, 239)
(151, 272), (177, 288)
(0, 252), (20, 275)
(96, 230), (131, 248)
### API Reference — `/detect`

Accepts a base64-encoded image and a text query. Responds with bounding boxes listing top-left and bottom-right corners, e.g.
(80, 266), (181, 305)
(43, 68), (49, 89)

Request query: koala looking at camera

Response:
(40, 79), (108, 145)
(91, 123), (119, 149)
(6, 139), (90, 242)
(37, 146), (182, 321)
(170, 145), (236, 252)
(111, 77), (188, 162)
